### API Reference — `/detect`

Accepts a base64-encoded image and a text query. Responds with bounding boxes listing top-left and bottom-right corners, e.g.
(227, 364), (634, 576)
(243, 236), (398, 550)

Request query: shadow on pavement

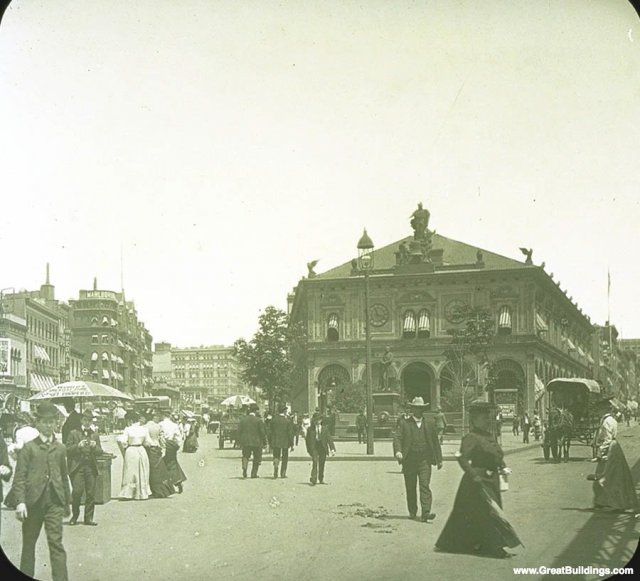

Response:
(546, 448), (640, 577)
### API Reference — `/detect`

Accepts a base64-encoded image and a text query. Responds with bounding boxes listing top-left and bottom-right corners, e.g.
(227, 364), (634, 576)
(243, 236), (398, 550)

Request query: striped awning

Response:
(102, 352), (109, 361)
(535, 313), (548, 332)
(110, 353), (118, 362)
(91, 352), (98, 361)
(33, 345), (50, 362)
(102, 369), (110, 380)
(403, 311), (416, 333)
(117, 356), (124, 364)
(328, 313), (338, 329)
(577, 346), (586, 358)
(566, 338), (576, 351)
(498, 306), (512, 328)
(418, 310), (430, 332)
(42, 376), (55, 389)
(30, 374), (42, 391)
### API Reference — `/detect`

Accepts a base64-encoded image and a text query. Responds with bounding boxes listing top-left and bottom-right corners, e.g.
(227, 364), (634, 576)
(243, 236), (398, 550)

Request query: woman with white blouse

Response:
(117, 411), (152, 500)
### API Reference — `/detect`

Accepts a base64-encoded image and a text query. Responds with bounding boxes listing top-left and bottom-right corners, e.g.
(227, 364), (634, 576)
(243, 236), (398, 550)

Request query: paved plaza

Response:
(1, 426), (639, 581)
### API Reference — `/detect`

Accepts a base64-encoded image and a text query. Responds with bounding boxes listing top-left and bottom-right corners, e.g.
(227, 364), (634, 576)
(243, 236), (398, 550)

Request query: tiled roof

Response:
(315, 233), (526, 280)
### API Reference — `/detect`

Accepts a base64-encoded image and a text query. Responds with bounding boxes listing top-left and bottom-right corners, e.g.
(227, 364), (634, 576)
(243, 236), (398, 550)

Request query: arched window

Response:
(417, 309), (431, 338)
(402, 311), (416, 339)
(90, 317), (98, 326)
(327, 313), (339, 342)
(498, 306), (512, 335)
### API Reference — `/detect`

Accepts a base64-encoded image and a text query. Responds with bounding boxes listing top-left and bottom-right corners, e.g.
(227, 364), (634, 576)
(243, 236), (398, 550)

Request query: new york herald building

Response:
(287, 204), (597, 416)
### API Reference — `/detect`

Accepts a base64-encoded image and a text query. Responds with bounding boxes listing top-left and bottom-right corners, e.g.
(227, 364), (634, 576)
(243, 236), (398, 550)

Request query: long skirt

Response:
(146, 446), (175, 498)
(164, 440), (187, 485)
(593, 440), (639, 511)
(436, 472), (522, 555)
(183, 432), (198, 453)
(119, 446), (151, 500)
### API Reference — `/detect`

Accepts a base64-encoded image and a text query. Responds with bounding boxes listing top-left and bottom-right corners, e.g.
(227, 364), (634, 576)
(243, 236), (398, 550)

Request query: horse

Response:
(547, 407), (574, 462)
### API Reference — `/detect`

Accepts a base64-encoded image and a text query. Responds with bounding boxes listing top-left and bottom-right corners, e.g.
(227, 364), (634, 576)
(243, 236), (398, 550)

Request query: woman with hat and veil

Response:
(436, 400), (522, 559)
(588, 396), (639, 514)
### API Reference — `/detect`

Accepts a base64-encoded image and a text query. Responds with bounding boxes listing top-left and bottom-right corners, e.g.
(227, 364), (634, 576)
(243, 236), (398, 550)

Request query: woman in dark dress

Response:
(183, 418), (199, 453)
(436, 401), (523, 559)
(144, 410), (174, 498)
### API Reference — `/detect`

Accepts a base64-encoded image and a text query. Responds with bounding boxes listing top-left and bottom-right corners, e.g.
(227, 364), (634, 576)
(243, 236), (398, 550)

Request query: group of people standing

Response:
(117, 408), (189, 500)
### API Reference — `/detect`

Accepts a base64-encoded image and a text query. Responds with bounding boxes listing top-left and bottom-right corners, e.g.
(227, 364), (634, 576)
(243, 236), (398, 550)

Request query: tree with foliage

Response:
(443, 305), (495, 434)
(233, 306), (306, 412)
(332, 380), (366, 413)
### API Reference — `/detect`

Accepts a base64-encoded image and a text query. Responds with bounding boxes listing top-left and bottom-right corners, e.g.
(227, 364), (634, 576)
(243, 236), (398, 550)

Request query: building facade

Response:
(152, 343), (250, 410)
(68, 280), (153, 396)
(288, 204), (600, 416)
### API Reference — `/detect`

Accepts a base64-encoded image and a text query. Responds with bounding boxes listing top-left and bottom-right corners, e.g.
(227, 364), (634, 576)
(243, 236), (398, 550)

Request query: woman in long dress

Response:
(117, 411), (152, 500)
(162, 412), (187, 493)
(589, 398), (639, 514)
(143, 410), (174, 498)
(436, 401), (523, 559)
(183, 418), (199, 453)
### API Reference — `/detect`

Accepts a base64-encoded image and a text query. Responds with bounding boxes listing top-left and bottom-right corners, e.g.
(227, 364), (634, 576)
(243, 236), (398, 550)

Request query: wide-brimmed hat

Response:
(407, 397), (430, 409)
(468, 400), (493, 413)
(35, 402), (59, 420)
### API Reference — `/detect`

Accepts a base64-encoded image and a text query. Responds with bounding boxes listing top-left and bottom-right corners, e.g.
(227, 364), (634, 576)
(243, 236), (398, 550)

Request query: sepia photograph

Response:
(0, 1), (639, 580)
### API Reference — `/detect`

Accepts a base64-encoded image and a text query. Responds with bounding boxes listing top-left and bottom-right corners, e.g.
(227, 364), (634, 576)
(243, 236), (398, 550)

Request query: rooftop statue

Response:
(410, 202), (430, 241)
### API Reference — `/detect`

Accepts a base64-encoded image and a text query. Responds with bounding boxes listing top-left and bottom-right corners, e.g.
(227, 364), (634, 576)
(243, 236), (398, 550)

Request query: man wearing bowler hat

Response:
(12, 401), (71, 581)
(393, 396), (442, 522)
(66, 409), (103, 526)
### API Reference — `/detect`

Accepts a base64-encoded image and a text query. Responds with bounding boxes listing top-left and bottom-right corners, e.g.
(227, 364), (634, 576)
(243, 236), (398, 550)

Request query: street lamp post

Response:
(357, 229), (375, 455)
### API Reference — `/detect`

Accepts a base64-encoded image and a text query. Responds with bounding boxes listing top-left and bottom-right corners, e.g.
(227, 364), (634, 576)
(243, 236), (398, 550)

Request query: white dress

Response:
(117, 423), (152, 500)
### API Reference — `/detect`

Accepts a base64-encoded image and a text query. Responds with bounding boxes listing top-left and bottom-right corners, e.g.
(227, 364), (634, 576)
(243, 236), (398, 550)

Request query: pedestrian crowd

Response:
(1, 393), (638, 580)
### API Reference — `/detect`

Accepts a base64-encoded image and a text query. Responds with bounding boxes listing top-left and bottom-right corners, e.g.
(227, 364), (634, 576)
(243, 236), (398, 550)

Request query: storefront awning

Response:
(33, 345), (50, 362)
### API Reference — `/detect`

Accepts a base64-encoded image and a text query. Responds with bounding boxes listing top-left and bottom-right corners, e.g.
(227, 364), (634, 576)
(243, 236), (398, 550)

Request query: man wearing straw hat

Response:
(12, 401), (71, 581)
(393, 396), (442, 523)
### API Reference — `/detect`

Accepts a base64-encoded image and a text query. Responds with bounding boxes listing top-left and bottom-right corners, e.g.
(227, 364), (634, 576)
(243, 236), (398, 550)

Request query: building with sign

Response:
(152, 342), (251, 410)
(287, 203), (600, 417)
(68, 279), (153, 396)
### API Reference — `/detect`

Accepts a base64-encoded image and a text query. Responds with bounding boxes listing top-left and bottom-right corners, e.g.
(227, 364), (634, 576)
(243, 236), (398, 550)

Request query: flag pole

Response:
(607, 268), (612, 351)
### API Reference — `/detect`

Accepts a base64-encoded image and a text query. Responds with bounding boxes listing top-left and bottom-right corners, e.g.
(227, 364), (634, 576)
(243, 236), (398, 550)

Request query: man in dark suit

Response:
(269, 405), (294, 478)
(66, 409), (103, 526)
(393, 397), (443, 523)
(0, 433), (13, 538)
(61, 400), (81, 444)
(13, 402), (71, 581)
(237, 405), (267, 478)
(305, 414), (336, 485)
(356, 410), (367, 444)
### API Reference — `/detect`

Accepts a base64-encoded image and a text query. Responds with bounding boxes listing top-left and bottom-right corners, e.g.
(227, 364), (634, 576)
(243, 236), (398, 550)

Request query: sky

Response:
(0, 0), (639, 347)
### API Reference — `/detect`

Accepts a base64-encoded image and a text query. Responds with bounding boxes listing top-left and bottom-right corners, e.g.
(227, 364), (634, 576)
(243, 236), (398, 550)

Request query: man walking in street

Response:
(269, 405), (295, 478)
(13, 402), (72, 581)
(393, 397), (442, 523)
(306, 414), (336, 485)
(356, 410), (367, 444)
(237, 404), (267, 478)
(61, 400), (81, 444)
(433, 407), (448, 445)
(66, 409), (103, 526)
(522, 412), (531, 443)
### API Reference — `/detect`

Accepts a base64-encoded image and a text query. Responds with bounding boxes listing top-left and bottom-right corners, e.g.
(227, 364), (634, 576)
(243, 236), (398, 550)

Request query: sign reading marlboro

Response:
(0, 338), (10, 376)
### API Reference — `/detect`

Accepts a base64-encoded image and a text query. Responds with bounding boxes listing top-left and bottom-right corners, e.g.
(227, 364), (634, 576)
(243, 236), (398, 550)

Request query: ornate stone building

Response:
(288, 204), (597, 416)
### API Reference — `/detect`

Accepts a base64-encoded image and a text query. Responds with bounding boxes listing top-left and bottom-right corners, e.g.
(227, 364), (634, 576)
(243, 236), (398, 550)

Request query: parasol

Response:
(220, 394), (256, 407)
(29, 380), (134, 402)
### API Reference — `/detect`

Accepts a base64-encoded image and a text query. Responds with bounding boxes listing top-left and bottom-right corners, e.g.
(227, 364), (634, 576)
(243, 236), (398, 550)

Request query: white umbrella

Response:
(220, 395), (256, 407)
(29, 380), (134, 402)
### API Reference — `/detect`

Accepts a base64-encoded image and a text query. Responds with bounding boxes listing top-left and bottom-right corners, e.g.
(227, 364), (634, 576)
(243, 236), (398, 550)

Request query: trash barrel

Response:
(81, 453), (115, 505)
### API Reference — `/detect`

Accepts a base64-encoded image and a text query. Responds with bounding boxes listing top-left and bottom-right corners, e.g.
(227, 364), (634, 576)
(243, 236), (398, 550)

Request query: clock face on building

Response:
(445, 300), (467, 323)
(370, 303), (389, 327)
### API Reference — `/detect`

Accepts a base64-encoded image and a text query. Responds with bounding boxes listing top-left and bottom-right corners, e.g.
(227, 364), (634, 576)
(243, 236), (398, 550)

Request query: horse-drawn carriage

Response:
(218, 411), (242, 449)
(544, 377), (602, 461)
